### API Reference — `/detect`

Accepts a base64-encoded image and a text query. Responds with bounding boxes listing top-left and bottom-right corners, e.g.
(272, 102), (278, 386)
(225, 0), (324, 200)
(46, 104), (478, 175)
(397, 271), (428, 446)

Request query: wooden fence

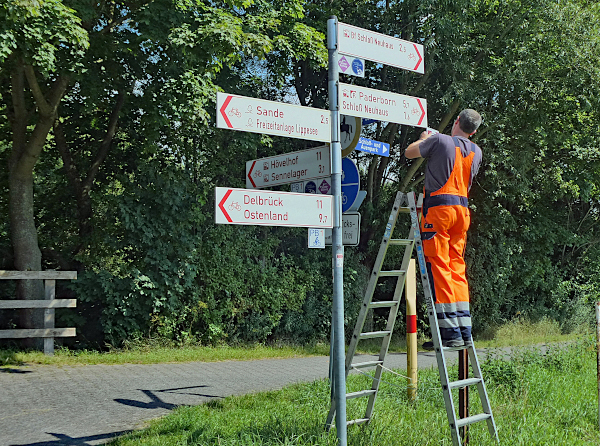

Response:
(0, 271), (77, 355)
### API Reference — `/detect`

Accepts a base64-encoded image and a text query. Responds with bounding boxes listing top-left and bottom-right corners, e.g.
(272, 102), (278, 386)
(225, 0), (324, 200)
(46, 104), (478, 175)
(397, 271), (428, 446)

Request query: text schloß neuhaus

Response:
(343, 92), (398, 118)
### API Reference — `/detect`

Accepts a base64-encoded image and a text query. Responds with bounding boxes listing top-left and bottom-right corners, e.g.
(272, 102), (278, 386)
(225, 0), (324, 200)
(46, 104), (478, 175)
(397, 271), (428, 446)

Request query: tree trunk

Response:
(8, 62), (68, 348)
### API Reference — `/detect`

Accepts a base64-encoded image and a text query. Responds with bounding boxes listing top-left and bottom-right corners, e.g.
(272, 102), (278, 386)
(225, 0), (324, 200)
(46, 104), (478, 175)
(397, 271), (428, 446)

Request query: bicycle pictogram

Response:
(228, 201), (241, 211)
(228, 108), (241, 118)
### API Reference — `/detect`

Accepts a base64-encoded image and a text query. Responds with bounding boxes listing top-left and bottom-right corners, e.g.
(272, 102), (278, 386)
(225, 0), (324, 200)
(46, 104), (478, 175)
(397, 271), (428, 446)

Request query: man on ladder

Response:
(405, 109), (482, 349)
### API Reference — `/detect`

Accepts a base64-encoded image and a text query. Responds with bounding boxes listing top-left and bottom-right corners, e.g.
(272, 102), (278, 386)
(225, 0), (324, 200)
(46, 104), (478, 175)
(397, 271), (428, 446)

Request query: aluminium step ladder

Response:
(325, 191), (499, 446)
(407, 191), (499, 446)
(326, 191), (419, 429)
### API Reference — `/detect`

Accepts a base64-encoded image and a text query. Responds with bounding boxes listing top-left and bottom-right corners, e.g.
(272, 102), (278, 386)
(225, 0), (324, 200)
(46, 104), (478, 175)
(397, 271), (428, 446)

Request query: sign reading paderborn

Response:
(339, 83), (427, 128)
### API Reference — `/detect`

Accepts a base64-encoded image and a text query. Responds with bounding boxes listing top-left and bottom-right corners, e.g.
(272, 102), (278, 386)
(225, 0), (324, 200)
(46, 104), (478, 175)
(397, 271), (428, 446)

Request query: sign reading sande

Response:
(217, 92), (331, 143)
(337, 22), (424, 74)
(339, 83), (427, 128)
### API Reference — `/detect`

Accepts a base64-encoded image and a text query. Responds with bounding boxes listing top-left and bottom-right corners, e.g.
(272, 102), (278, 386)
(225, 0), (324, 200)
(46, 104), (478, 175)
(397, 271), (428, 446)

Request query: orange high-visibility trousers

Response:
(420, 204), (472, 342)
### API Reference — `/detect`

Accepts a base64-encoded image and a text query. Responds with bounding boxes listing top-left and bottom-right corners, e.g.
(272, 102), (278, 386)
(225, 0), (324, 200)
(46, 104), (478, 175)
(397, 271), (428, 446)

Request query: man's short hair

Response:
(458, 109), (482, 134)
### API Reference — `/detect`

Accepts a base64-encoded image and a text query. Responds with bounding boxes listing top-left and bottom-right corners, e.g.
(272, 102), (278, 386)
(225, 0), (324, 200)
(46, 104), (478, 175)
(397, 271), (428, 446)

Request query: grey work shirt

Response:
(418, 134), (482, 195)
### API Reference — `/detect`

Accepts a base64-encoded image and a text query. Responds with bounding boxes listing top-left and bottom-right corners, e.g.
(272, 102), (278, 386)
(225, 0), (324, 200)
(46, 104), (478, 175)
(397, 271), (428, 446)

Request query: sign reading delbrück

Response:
(337, 22), (424, 74)
(217, 92), (331, 143)
(215, 187), (333, 228)
(339, 83), (428, 128)
(246, 146), (330, 189)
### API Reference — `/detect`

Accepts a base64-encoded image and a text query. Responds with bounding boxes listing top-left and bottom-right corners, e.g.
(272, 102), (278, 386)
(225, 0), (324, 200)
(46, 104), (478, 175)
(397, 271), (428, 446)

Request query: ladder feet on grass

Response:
(325, 192), (499, 446)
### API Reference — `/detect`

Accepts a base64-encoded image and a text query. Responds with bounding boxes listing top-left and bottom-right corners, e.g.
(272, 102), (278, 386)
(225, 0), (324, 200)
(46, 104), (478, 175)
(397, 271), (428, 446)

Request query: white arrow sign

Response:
(246, 146), (330, 189)
(339, 83), (427, 128)
(338, 22), (424, 74)
(215, 187), (333, 228)
(216, 92), (331, 143)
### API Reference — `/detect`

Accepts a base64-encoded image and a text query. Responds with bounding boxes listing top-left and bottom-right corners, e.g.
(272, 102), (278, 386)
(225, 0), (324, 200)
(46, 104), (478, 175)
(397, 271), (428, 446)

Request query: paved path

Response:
(0, 351), (451, 446)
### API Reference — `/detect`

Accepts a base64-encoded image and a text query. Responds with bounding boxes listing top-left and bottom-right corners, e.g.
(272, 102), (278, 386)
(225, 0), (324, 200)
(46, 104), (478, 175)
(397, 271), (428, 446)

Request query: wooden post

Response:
(406, 259), (418, 401)
(44, 279), (56, 355)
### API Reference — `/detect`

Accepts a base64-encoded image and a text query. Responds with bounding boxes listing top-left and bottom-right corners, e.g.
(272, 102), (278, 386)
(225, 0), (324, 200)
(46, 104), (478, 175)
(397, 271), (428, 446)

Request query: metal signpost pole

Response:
(328, 16), (347, 446)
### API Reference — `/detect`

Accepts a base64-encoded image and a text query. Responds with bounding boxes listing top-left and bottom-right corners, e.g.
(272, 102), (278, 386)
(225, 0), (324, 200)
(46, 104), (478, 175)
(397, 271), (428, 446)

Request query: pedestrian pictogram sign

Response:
(246, 146), (330, 189)
(216, 92), (331, 143)
(339, 83), (427, 128)
(337, 22), (424, 74)
(215, 187), (333, 228)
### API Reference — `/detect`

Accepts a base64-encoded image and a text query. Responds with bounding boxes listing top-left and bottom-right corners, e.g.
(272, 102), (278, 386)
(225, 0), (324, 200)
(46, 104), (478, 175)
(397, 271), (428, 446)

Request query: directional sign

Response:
(356, 137), (390, 157)
(338, 22), (424, 74)
(246, 145), (330, 189)
(325, 212), (361, 246)
(217, 92), (331, 143)
(339, 82), (427, 128)
(215, 187), (333, 228)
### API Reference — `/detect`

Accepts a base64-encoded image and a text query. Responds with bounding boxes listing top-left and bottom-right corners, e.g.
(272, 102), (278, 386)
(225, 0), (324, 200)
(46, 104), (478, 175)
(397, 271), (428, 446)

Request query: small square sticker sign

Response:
(308, 228), (325, 249)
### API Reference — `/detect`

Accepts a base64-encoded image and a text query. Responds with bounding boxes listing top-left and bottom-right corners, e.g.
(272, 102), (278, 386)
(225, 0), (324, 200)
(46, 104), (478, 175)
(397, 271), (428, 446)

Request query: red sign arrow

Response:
(218, 189), (233, 222)
(247, 161), (257, 188)
(417, 99), (426, 126)
(219, 95), (233, 128)
(413, 44), (423, 72)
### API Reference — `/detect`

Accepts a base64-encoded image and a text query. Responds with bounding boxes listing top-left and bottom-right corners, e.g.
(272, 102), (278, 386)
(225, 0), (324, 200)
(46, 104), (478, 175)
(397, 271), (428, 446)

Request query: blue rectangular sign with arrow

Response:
(355, 137), (390, 157)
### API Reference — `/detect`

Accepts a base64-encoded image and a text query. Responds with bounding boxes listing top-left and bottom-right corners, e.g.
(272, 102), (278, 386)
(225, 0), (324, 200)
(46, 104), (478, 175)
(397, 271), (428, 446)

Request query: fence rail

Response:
(0, 271), (77, 355)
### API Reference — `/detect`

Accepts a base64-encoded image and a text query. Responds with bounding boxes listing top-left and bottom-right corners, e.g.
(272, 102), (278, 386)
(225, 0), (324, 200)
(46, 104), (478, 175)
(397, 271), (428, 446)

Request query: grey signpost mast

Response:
(327, 16), (347, 446)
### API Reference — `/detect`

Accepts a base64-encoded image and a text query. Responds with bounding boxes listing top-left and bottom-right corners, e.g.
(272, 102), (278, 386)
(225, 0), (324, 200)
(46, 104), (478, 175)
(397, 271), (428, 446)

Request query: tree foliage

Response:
(1, 0), (599, 347)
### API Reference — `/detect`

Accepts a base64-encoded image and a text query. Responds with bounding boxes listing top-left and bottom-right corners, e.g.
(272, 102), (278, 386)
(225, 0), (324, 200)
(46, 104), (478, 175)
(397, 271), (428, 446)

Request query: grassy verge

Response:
(0, 317), (589, 367)
(108, 337), (599, 445)
(0, 343), (330, 367)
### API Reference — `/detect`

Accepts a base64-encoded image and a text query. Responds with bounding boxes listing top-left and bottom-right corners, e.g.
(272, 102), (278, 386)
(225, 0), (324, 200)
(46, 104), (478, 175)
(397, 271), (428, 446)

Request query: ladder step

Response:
(448, 377), (482, 389)
(442, 345), (469, 352)
(455, 413), (492, 428)
(346, 390), (377, 400)
(347, 418), (370, 426)
(398, 206), (410, 213)
(369, 300), (398, 309)
(359, 330), (391, 340)
(379, 270), (406, 277)
(351, 360), (383, 369)
(388, 238), (413, 246)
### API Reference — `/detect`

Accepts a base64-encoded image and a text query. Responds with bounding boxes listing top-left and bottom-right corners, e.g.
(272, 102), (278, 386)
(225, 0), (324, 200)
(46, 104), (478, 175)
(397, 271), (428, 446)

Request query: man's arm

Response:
(404, 131), (431, 159)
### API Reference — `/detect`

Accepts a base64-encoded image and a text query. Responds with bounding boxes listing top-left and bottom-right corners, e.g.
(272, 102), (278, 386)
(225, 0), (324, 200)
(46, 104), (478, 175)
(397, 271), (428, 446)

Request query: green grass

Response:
(0, 343), (331, 367)
(0, 317), (589, 368)
(108, 337), (600, 445)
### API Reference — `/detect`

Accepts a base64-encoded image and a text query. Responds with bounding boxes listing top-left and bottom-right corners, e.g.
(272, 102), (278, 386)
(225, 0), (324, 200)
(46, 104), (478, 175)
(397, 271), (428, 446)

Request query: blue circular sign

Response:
(341, 158), (360, 213)
(304, 181), (317, 194)
(352, 59), (364, 76)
